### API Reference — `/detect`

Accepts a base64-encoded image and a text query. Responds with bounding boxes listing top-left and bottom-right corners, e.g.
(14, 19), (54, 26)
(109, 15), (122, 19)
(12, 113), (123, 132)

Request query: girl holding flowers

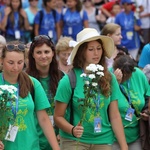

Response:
(0, 41), (60, 150)
(54, 28), (128, 150)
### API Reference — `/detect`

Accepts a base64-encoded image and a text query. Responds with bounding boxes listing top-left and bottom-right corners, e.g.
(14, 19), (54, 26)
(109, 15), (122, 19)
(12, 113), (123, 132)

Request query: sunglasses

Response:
(33, 35), (52, 42)
(6, 44), (26, 51)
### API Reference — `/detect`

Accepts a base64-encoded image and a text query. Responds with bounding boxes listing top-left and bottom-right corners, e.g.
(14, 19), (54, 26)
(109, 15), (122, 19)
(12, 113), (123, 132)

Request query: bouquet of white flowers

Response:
(0, 85), (17, 141)
(79, 64), (104, 125)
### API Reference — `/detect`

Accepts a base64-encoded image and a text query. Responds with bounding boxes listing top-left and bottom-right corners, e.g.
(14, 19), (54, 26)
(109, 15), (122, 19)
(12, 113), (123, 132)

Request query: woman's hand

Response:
(56, 134), (60, 144)
(4, 7), (11, 16)
(72, 122), (84, 138)
(140, 110), (150, 121)
(114, 68), (123, 83)
(0, 141), (4, 150)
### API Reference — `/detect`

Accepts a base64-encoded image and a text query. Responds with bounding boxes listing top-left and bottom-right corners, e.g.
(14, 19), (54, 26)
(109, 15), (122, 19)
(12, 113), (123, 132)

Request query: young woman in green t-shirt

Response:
(0, 41), (60, 150)
(54, 28), (128, 150)
(26, 35), (63, 150)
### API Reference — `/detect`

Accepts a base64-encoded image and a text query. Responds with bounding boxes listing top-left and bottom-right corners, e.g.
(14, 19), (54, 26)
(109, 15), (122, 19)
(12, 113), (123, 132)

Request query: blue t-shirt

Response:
(6, 12), (24, 36)
(115, 11), (141, 50)
(0, 4), (5, 22)
(138, 43), (150, 68)
(61, 8), (88, 40)
(34, 9), (60, 44)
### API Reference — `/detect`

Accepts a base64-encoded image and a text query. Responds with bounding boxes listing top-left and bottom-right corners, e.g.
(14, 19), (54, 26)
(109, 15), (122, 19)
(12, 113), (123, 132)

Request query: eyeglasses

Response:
(6, 44), (26, 51)
(33, 35), (52, 42)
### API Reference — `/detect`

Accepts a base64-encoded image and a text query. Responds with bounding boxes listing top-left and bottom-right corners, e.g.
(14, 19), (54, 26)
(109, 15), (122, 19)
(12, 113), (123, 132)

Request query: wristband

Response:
(71, 126), (76, 138)
(146, 110), (150, 116)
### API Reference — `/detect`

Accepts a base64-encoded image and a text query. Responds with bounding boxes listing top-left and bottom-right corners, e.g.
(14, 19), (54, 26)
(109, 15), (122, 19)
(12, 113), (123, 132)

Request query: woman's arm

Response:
(83, 20), (89, 28)
(56, 22), (61, 40)
(59, 20), (63, 37)
(1, 7), (11, 31)
(34, 24), (39, 36)
(36, 110), (60, 150)
(20, 9), (30, 30)
(54, 101), (83, 138)
(0, 141), (4, 150)
(109, 100), (128, 150)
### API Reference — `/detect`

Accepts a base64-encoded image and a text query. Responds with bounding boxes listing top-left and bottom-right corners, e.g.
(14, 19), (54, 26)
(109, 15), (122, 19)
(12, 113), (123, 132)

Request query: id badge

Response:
(126, 31), (133, 40)
(5, 124), (19, 142)
(125, 108), (135, 121)
(15, 30), (21, 39)
(48, 30), (53, 38)
(49, 115), (54, 126)
(94, 117), (102, 133)
(68, 27), (72, 35)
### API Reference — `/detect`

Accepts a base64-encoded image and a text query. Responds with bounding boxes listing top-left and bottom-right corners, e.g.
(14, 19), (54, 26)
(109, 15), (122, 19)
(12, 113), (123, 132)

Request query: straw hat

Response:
(68, 28), (115, 64)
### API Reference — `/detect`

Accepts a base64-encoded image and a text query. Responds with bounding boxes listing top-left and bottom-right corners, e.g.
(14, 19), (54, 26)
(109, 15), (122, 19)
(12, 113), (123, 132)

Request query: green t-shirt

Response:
(111, 67), (150, 143)
(54, 68), (121, 144)
(0, 73), (50, 150)
(36, 76), (54, 150)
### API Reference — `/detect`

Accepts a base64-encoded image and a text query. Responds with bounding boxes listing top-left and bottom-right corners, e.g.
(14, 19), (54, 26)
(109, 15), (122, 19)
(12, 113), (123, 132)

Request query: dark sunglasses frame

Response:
(6, 44), (26, 51)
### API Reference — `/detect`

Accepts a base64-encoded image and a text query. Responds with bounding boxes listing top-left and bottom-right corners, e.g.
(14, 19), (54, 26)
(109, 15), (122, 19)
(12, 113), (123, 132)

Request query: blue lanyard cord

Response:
(120, 80), (131, 105)
(9, 86), (19, 119)
(2, 74), (19, 119)
(94, 92), (100, 113)
(14, 12), (19, 29)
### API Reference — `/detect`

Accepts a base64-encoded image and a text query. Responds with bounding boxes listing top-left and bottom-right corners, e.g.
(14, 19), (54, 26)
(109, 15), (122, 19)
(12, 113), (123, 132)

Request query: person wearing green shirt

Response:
(54, 28), (128, 150)
(26, 35), (63, 150)
(0, 41), (60, 150)
(111, 54), (150, 150)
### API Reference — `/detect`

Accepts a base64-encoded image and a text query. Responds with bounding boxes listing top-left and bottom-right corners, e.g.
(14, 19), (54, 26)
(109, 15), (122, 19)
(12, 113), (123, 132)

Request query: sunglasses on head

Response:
(33, 35), (52, 42)
(6, 44), (26, 51)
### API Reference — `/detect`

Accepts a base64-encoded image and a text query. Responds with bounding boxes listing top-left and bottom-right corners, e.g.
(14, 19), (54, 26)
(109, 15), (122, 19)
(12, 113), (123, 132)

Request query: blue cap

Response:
(121, 0), (133, 4)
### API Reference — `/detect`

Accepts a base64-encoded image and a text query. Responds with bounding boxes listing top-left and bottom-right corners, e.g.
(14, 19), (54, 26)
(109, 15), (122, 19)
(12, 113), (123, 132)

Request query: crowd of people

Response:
(0, 0), (150, 150)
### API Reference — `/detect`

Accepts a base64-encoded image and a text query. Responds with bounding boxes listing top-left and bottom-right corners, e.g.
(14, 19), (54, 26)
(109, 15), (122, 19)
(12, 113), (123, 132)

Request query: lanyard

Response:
(94, 92), (100, 113)
(2, 74), (19, 119)
(14, 12), (19, 30)
(120, 80), (131, 105)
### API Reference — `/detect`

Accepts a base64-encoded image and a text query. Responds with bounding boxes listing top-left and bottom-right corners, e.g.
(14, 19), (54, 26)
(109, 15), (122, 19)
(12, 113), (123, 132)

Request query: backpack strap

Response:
(67, 69), (76, 125)
(95, 8), (99, 16)
(30, 78), (35, 102)
(52, 9), (56, 23)
(39, 10), (43, 27)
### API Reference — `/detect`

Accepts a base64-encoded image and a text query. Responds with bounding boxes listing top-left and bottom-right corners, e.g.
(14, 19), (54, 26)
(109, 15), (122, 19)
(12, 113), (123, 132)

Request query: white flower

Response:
(86, 64), (98, 72)
(96, 64), (104, 71)
(96, 71), (104, 77)
(0, 85), (17, 93)
(89, 74), (95, 79)
(92, 82), (98, 87)
(80, 73), (87, 78)
(85, 80), (90, 85)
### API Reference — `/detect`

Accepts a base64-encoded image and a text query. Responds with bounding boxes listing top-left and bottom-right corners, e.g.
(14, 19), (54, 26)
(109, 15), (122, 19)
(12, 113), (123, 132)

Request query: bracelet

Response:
(146, 110), (150, 116)
(71, 126), (76, 138)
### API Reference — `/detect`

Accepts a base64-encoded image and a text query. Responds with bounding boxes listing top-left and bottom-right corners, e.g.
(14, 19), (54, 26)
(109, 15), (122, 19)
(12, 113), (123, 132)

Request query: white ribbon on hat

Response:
(67, 40), (78, 65)
(69, 40), (78, 47)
